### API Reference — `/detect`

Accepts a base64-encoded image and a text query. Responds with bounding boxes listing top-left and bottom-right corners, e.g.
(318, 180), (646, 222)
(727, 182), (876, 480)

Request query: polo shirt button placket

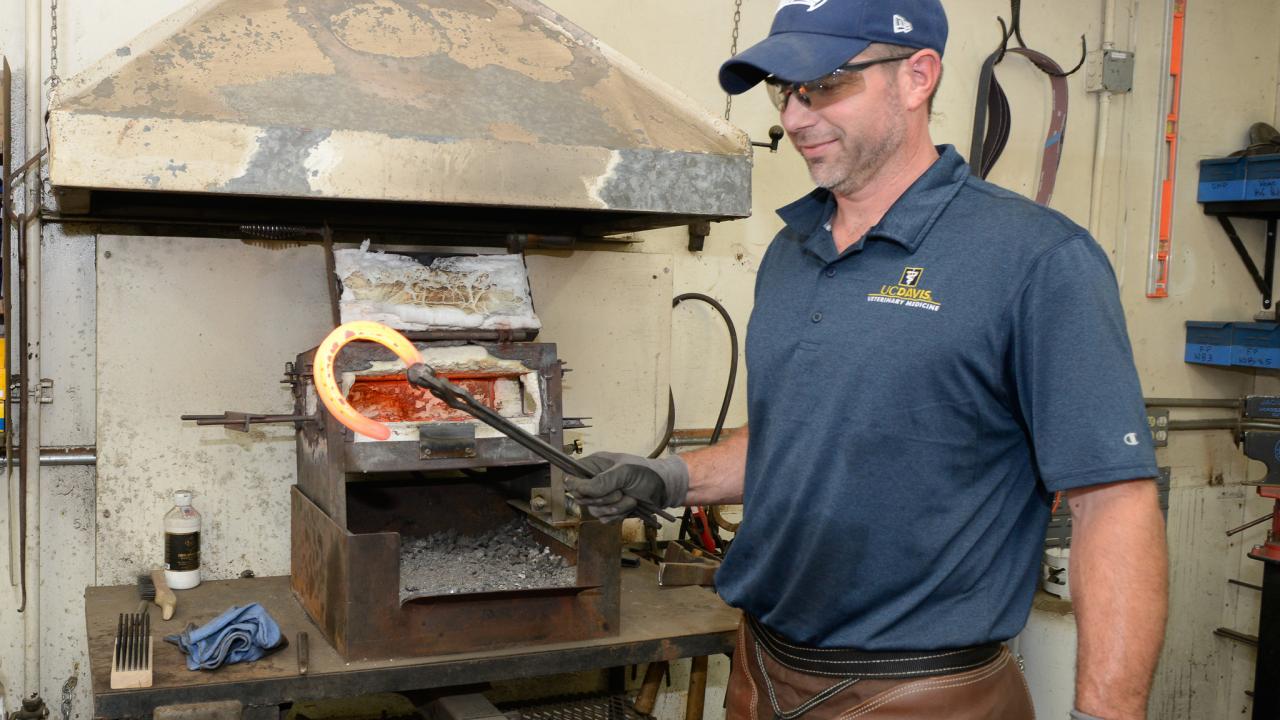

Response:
(825, 268), (836, 278)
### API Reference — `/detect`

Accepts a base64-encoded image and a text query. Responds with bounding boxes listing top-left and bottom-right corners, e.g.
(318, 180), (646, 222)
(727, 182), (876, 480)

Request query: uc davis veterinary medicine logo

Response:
(777, 0), (829, 12)
(868, 267), (942, 312)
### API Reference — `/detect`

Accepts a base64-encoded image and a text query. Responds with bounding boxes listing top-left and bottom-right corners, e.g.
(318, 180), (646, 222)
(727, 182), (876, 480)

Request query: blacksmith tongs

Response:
(404, 363), (675, 529)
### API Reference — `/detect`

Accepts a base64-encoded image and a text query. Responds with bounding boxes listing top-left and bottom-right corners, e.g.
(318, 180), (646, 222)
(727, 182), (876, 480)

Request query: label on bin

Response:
(1233, 346), (1280, 368)
(165, 531), (200, 572)
(1185, 344), (1232, 366)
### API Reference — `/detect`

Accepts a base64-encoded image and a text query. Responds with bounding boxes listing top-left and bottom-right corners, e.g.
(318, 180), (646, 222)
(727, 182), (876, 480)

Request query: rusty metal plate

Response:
(418, 423), (478, 460)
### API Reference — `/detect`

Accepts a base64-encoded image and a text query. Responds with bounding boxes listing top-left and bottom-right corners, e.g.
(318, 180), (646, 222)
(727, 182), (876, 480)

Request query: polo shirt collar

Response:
(775, 145), (969, 259)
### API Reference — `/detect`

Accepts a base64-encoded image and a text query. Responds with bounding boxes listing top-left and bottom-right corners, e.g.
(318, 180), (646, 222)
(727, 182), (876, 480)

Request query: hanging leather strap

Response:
(969, 47), (1070, 207)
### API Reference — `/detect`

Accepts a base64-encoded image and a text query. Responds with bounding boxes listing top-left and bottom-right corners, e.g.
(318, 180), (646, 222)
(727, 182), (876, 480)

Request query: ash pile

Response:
(400, 519), (576, 602)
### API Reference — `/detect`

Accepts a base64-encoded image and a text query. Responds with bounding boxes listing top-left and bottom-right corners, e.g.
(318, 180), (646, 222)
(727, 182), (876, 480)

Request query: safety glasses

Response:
(764, 54), (916, 111)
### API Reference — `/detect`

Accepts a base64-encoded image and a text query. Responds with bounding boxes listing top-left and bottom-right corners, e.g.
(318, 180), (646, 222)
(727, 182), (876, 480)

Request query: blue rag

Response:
(164, 603), (285, 671)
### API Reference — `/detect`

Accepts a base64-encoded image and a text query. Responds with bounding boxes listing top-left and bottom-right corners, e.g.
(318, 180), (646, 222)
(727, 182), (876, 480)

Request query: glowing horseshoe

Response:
(312, 321), (424, 441)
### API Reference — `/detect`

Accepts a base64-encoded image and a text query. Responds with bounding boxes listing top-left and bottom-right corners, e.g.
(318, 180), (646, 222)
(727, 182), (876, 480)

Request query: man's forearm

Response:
(1067, 479), (1168, 719)
(682, 425), (748, 505)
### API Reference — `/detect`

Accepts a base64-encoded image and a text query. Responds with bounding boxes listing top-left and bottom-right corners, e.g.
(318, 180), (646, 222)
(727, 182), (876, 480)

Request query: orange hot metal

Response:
(313, 322), (424, 441)
(347, 374), (501, 424)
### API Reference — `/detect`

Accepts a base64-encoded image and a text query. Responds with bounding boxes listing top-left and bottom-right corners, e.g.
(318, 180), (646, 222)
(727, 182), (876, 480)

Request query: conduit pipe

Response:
(1087, 0), (1119, 239)
(22, 0), (43, 698)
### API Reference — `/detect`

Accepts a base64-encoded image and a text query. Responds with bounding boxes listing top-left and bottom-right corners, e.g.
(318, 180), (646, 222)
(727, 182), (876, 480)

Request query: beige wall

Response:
(1, 0), (1279, 717)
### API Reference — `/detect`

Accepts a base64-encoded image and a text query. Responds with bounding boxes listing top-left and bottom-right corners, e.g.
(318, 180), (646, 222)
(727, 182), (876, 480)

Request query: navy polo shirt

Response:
(716, 146), (1158, 651)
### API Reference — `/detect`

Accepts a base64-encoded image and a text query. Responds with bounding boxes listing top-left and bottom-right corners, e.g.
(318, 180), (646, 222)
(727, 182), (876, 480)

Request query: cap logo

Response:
(776, 0), (829, 13)
(893, 14), (914, 33)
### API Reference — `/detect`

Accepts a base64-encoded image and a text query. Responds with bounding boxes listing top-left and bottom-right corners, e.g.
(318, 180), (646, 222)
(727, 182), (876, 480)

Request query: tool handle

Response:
(150, 568), (176, 621)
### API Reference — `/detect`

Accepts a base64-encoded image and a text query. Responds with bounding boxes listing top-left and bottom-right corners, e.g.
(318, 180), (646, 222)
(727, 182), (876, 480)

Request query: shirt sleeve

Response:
(1010, 234), (1159, 492)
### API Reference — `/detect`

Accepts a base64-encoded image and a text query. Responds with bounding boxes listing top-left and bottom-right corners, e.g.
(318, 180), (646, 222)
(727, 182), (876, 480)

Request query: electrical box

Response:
(1085, 49), (1135, 93)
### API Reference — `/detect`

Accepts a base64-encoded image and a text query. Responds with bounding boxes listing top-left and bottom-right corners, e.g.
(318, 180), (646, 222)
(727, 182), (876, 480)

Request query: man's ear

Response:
(900, 50), (942, 112)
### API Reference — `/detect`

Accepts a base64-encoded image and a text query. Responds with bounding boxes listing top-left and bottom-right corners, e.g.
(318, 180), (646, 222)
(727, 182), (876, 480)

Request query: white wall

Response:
(0, 0), (1278, 717)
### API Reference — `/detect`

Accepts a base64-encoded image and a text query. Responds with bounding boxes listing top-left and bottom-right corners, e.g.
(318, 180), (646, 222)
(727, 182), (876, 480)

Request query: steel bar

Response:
(1144, 397), (1243, 409)
(2, 147), (46, 187)
(1228, 513), (1275, 537)
(180, 413), (312, 432)
(1166, 419), (1280, 432)
(0, 446), (96, 468)
(1214, 627), (1259, 647)
(1231, 579), (1264, 592)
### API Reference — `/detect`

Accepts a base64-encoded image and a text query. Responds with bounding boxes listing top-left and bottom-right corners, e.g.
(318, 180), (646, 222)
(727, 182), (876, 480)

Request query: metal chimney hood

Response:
(47, 0), (752, 238)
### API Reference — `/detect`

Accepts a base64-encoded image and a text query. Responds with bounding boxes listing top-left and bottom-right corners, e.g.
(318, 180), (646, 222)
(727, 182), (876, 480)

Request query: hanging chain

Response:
(723, 0), (743, 121)
(48, 0), (61, 88)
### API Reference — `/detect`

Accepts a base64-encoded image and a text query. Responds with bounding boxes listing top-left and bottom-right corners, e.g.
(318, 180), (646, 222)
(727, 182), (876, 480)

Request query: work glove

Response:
(564, 452), (689, 524)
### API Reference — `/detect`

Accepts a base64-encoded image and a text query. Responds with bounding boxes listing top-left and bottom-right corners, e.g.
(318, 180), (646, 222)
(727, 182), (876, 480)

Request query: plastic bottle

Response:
(163, 490), (202, 590)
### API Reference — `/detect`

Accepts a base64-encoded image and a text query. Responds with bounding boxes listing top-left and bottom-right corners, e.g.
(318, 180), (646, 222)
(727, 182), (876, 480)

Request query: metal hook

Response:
(994, 16), (1013, 65)
(1046, 35), (1088, 78)
(993, 0), (1087, 78)
(1010, 0), (1027, 49)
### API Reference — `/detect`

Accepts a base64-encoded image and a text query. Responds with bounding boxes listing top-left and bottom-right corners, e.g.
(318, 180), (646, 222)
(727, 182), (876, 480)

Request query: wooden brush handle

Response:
(150, 568), (177, 620)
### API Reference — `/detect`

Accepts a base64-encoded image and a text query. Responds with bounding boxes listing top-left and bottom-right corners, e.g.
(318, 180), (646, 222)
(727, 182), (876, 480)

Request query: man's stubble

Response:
(803, 84), (907, 197)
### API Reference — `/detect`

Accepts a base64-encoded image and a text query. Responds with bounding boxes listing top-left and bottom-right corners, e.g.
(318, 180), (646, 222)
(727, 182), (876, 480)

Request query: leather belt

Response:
(969, 46), (1070, 206)
(746, 615), (1003, 679)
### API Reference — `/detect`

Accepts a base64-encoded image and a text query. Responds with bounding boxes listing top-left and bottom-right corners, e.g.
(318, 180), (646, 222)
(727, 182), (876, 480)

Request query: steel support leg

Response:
(1254, 560), (1280, 719)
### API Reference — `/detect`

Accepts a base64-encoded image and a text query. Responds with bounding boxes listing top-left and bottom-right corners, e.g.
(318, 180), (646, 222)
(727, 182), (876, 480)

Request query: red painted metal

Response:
(1250, 485), (1280, 564)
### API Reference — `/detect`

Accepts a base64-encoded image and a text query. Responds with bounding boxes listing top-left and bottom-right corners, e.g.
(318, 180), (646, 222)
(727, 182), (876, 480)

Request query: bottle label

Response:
(165, 531), (200, 572)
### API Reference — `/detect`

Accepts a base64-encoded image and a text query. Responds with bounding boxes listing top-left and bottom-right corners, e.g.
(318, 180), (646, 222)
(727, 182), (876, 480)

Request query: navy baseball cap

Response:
(719, 0), (948, 94)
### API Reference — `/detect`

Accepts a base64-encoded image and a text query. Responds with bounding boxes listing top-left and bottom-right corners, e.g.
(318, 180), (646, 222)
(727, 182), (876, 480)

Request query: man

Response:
(566, 1), (1168, 718)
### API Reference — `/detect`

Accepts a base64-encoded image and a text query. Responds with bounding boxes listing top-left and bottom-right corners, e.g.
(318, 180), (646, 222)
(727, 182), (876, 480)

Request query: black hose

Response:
(649, 293), (740, 456)
(649, 293), (740, 550)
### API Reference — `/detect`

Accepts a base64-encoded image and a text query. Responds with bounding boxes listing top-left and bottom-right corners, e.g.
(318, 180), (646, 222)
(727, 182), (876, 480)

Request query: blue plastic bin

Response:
(1185, 321), (1234, 366)
(1247, 155), (1280, 201)
(1232, 322), (1280, 369)
(1199, 157), (1248, 202)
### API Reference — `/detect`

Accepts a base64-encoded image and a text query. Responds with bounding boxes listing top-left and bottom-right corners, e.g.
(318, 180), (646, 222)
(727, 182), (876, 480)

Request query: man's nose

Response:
(780, 95), (818, 135)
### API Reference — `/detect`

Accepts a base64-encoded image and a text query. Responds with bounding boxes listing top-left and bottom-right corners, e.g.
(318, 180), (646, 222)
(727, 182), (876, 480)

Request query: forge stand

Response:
(289, 339), (620, 660)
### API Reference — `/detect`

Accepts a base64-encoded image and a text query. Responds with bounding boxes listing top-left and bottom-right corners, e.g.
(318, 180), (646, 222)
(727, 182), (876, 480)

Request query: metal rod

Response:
(1166, 419), (1280, 432)
(1214, 627), (1259, 647)
(2, 147), (46, 188)
(0, 446), (97, 468)
(1144, 397), (1243, 409)
(1227, 512), (1275, 537)
(1230, 579), (1264, 592)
